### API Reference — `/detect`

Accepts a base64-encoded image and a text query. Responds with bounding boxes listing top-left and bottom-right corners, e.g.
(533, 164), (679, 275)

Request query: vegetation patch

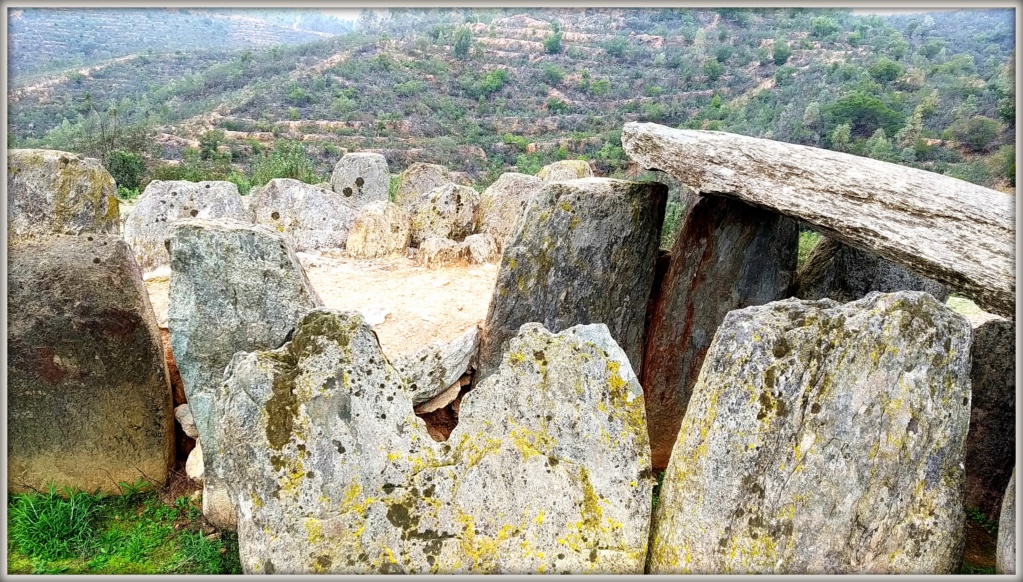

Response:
(7, 479), (241, 575)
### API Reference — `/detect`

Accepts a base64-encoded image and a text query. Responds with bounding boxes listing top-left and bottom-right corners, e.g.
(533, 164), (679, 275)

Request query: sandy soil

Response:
(144, 254), (499, 358)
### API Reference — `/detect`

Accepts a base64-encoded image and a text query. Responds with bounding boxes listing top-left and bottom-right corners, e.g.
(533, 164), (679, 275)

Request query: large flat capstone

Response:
(621, 122), (1015, 318)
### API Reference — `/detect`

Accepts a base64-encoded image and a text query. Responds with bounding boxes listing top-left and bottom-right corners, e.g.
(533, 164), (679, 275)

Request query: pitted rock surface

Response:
(407, 183), (481, 246)
(345, 201), (411, 258)
(478, 172), (544, 247)
(330, 152), (390, 207)
(394, 162), (460, 207)
(250, 178), (357, 252)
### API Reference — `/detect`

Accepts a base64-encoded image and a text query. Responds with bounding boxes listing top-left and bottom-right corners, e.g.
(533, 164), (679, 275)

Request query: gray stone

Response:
(621, 122), (1015, 318)
(964, 317), (1016, 522)
(7, 149), (119, 244)
(478, 178), (666, 380)
(250, 178), (357, 252)
(186, 440), (204, 482)
(215, 312), (651, 574)
(167, 219), (321, 528)
(477, 172), (544, 247)
(392, 327), (478, 406)
(8, 235), (173, 493)
(641, 195), (798, 470)
(796, 236), (950, 303)
(648, 292), (972, 574)
(408, 183), (481, 246)
(124, 180), (250, 272)
(174, 403), (199, 439)
(415, 237), (467, 267)
(330, 152), (390, 207)
(345, 201), (411, 259)
(996, 468), (1016, 575)
(536, 160), (594, 182)
(394, 162), (459, 207)
(463, 233), (501, 264)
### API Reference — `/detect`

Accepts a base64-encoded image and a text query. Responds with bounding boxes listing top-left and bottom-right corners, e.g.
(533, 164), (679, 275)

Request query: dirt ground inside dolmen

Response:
(145, 253), (500, 358)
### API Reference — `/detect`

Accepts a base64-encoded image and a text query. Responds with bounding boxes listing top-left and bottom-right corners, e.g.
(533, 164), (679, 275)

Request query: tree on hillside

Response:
(826, 92), (905, 138)
(868, 57), (902, 84)
(543, 30), (563, 54)
(772, 40), (792, 65)
(453, 26), (473, 59)
(950, 116), (1001, 153)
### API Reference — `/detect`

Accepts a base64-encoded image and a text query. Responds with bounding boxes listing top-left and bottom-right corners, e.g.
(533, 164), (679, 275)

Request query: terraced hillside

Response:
(7, 7), (1015, 193)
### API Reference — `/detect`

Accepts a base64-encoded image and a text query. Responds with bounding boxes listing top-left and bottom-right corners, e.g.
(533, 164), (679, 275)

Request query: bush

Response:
(452, 26), (473, 59)
(950, 116), (1001, 153)
(543, 31), (563, 54)
(104, 150), (145, 190)
(772, 41), (792, 66)
(868, 57), (902, 84)
(540, 64), (565, 86)
(250, 140), (320, 186)
(704, 58), (725, 82)
(603, 36), (628, 58)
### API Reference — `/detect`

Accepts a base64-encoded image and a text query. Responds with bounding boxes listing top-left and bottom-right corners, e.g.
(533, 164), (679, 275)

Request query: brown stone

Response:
(641, 195), (797, 470)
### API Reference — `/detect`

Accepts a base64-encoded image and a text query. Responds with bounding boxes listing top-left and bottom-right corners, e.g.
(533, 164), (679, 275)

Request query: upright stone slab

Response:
(996, 468), (1016, 575)
(7, 149), (119, 244)
(123, 180), (250, 272)
(621, 122), (1015, 318)
(8, 235), (173, 493)
(215, 312), (651, 574)
(796, 236), (950, 303)
(167, 219), (322, 527)
(407, 183), (480, 247)
(345, 200), (411, 259)
(642, 195), (798, 470)
(536, 160), (594, 182)
(330, 152), (390, 207)
(648, 292), (972, 574)
(478, 172), (543, 248)
(394, 162), (458, 207)
(478, 178), (666, 380)
(392, 327), (478, 406)
(250, 178), (357, 252)
(964, 317), (1016, 521)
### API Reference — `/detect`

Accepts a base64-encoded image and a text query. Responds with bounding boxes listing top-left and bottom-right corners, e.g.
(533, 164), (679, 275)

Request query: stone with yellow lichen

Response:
(216, 313), (652, 574)
(406, 182), (480, 247)
(648, 291), (972, 574)
(536, 159), (594, 183)
(250, 178), (357, 253)
(7, 148), (119, 244)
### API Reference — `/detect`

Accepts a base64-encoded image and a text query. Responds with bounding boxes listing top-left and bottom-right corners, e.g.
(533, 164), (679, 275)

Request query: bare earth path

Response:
(145, 254), (500, 359)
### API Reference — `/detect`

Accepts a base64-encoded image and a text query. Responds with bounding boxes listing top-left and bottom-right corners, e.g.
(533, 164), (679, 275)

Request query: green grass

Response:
(7, 480), (242, 575)
(966, 506), (999, 536)
(797, 230), (821, 268)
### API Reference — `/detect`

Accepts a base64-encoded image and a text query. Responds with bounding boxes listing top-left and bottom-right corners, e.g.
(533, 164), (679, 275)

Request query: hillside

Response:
(7, 7), (1015, 195)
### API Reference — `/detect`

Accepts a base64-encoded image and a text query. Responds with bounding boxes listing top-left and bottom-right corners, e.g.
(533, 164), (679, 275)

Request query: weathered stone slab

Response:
(8, 235), (173, 493)
(621, 122), (1015, 318)
(477, 172), (543, 248)
(123, 180), (250, 272)
(796, 236), (950, 303)
(330, 152), (390, 207)
(415, 237), (467, 267)
(7, 149), (119, 244)
(391, 327), (478, 406)
(964, 317), (1016, 522)
(168, 219), (321, 527)
(648, 292), (972, 574)
(215, 312), (652, 574)
(394, 162), (459, 207)
(641, 195), (797, 470)
(345, 201), (411, 258)
(996, 468), (1016, 575)
(408, 183), (480, 246)
(479, 178), (667, 380)
(463, 233), (501, 264)
(250, 178), (357, 252)
(536, 160), (594, 182)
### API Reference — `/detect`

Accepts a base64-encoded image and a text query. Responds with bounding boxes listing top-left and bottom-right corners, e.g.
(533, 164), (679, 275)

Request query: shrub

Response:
(250, 140), (320, 186)
(704, 58), (725, 81)
(950, 116), (1001, 153)
(104, 150), (145, 190)
(540, 64), (565, 86)
(772, 41), (792, 65)
(452, 26), (473, 59)
(603, 36), (628, 58)
(543, 31), (563, 54)
(868, 57), (902, 84)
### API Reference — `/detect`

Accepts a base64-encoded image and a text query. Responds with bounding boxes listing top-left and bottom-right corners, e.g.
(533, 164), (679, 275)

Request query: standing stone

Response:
(463, 233), (501, 264)
(8, 235), (174, 493)
(7, 149), (119, 244)
(796, 236), (950, 303)
(479, 178), (666, 380)
(621, 122), (1015, 318)
(330, 152), (390, 207)
(536, 160), (594, 182)
(168, 219), (321, 528)
(391, 327), (478, 406)
(996, 469), (1016, 575)
(648, 292), (972, 574)
(250, 178), (357, 252)
(345, 200), (411, 258)
(415, 236), (467, 267)
(407, 183), (480, 246)
(477, 172), (543, 248)
(394, 162), (458, 207)
(215, 311), (651, 574)
(123, 180), (250, 272)
(964, 317), (1016, 522)
(642, 195), (798, 470)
